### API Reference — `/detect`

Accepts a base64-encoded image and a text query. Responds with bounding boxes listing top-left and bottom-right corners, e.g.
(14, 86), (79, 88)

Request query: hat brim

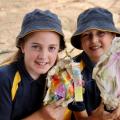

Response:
(16, 29), (66, 52)
(71, 27), (120, 50)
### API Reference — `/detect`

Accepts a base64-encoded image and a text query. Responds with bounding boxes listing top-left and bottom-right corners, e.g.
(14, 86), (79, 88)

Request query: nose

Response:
(91, 34), (99, 43)
(38, 49), (48, 59)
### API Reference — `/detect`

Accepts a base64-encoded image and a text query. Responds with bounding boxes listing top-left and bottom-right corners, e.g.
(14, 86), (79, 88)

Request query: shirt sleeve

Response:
(68, 101), (86, 112)
(0, 70), (12, 120)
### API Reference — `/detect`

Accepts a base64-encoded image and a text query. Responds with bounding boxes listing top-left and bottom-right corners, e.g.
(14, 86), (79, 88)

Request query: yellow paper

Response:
(75, 86), (83, 101)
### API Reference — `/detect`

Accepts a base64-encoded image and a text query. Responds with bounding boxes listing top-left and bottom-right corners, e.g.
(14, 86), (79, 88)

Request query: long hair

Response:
(0, 49), (23, 65)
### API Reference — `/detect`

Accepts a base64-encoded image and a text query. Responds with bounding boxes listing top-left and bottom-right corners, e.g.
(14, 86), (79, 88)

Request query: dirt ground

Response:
(0, 0), (120, 62)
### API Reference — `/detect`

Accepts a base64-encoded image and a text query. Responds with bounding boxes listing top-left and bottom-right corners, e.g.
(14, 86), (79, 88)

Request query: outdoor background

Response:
(0, 0), (120, 62)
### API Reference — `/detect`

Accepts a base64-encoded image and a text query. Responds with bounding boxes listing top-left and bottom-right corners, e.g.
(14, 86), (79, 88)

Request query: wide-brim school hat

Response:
(16, 9), (65, 51)
(71, 7), (120, 50)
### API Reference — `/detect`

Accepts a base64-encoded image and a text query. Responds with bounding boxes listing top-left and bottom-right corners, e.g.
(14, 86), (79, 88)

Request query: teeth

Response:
(36, 61), (47, 65)
(93, 47), (99, 49)
(91, 46), (100, 49)
(39, 63), (46, 65)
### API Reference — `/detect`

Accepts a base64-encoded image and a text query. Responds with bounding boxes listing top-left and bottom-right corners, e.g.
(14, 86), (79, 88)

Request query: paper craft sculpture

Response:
(93, 37), (120, 110)
(44, 58), (83, 106)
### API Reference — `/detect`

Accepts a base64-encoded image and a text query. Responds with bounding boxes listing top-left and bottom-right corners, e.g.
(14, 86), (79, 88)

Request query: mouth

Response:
(35, 61), (48, 66)
(90, 45), (102, 50)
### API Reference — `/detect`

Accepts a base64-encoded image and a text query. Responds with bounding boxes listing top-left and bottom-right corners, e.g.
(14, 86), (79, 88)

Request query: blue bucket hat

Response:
(16, 9), (65, 51)
(71, 7), (120, 49)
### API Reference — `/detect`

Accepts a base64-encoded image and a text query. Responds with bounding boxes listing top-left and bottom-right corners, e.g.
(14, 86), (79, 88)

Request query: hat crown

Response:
(22, 9), (62, 30)
(77, 7), (114, 27)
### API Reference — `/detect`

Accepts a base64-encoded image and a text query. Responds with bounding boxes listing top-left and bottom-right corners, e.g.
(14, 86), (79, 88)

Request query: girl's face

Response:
(21, 31), (60, 80)
(80, 29), (115, 63)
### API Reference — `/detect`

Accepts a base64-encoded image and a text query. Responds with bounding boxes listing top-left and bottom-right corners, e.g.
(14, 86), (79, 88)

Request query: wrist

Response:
(39, 107), (54, 120)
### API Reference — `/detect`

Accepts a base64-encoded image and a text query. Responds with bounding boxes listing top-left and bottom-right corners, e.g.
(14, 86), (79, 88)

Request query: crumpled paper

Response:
(93, 37), (120, 110)
(44, 58), (83, 107)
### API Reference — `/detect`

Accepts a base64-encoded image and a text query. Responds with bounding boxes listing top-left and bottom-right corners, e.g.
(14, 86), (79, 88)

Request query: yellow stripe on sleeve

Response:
(11, 71), (21, 101)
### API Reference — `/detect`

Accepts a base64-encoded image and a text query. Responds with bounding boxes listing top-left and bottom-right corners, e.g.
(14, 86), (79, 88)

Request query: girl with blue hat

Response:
(68, 7), (120, 120)
(0, 9), (66, 120)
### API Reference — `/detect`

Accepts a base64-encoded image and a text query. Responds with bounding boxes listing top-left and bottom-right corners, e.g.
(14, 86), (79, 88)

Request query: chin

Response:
(36, 66), (51, 74)
(38, 69), (49, 74)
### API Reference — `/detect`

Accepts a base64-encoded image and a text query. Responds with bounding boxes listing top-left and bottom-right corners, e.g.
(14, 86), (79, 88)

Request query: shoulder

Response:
(0, 61), (17, 74)
(73, 52), (84, 62)
(0, 62), (18, 85)
(73, 52), (86, 71)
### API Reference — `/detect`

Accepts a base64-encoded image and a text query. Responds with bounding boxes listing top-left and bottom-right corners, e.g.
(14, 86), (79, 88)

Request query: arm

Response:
(92, 103), (120, 120)
(0, 71), (12, 120)
(73, 103), (114, 120)
(68, 100), (88, 120)
(73, 110), (88, 120)
(104, 105), (120, 120)
(73, 109), (103, 120)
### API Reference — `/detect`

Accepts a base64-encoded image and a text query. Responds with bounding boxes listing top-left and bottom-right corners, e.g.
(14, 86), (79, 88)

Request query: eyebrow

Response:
(81, 32), (90, 37)
(31, 42), (58, 46)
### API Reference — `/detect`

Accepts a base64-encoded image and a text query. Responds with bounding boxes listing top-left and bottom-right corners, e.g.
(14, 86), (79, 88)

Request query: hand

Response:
(91, 103), (104, 120)
(91, 103), (112, 120)
(105, 105), (120, 120)
(23, 99), (67, 120)
(40, 98), (67, 120)
(92, 103), (120, 120)
(73, 103), (105, 120)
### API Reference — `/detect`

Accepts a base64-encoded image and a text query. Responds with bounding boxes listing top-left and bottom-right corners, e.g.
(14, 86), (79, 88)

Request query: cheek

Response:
(81, 43), (89, 52)
(81, 41), (89, 48)
(25, 51), (38, 61)
(102, 39), (112, 49)
(50, 53), (58, 64)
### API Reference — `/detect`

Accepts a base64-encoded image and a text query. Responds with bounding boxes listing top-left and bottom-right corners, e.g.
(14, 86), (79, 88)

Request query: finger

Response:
(110, 109), (119, 119)
(53, 98), (64, 108)
(104, 114), (114, 119)
(56, 98), (64, 105)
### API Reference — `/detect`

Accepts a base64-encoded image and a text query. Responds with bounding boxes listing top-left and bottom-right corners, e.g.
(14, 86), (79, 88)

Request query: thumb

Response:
(54, 98), (64, 108)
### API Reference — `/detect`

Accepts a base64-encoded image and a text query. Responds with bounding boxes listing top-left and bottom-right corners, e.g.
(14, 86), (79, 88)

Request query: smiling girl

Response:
(68, 7), (120, 120)
(0, 9), (66, 120)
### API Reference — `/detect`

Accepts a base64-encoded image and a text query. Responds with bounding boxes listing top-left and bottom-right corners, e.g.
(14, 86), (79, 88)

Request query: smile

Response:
(90, 46), (101, 50)
(35, 61), (48, 66)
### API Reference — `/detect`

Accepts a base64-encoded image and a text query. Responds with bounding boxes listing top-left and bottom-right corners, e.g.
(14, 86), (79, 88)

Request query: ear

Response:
(20, 43), (25, 54)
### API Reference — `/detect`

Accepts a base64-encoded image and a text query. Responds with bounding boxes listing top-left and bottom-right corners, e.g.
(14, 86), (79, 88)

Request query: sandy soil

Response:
(0, 0), (120, 62)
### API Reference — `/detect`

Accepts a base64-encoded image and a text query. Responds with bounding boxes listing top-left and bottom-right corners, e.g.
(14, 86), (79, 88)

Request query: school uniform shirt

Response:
(68, 51), (101, 118)
(0, 57), (47, 120)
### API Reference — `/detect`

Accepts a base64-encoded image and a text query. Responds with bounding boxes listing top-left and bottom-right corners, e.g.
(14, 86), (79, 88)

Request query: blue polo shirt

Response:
(68, 52), (101, 118)
(0, 57), (47, 120)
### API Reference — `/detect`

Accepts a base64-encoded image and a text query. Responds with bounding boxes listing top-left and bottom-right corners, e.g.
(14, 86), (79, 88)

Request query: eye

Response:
(48, 46), (56, 52)
(97, 31), (106, 37)
(81, 33), (89, 38)
(81, 32), (91, 40)
(31, 45), (41, 51)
